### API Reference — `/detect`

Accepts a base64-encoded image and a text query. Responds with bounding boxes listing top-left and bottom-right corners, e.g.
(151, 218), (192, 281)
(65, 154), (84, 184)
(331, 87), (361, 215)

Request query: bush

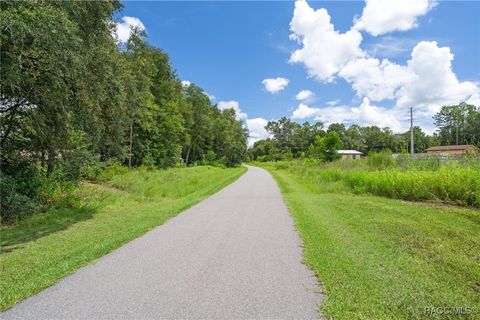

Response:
(1, 161), (86, 224)
(367, 150), (396, 170)
(97, 162), (130, 181)
(257, 155), (269, 162)
(36, 173), (79, 209)
(0, 174), (39, 223)
(274, 161), (292, 170)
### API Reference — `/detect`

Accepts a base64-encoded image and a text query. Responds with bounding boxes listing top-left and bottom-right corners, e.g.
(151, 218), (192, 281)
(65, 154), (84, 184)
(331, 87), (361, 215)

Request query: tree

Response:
(181, 85), (214, 165)
(400, 126), (431, 153)
(327, 123), (346, 140)
(434, 103), (480, 147)
(266, 117), (299, 150)
(343, 125), (365, 152)
(0, 0), (126, 175)
(0, 0), (248, 221)
(308, 131), (343, 162)
(266, 118), (324, 157)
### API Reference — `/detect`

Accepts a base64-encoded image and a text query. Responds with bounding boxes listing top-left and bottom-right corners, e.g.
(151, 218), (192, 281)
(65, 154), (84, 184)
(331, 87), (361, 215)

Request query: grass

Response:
(266, 159), (480, 207)
(0, 165), (245, 311)
(258, 162), (480, 319)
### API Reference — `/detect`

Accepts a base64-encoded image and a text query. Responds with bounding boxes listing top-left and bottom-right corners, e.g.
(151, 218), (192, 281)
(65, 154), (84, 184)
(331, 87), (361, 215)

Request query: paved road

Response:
(2, 166), (321, 319)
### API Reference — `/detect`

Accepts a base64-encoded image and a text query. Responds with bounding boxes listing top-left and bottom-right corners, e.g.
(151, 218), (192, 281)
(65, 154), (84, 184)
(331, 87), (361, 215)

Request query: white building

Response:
(337, 150), (364, 160)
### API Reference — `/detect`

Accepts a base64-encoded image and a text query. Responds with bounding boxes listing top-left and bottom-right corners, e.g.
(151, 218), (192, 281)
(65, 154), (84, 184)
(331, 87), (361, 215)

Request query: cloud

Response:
(339, 57), (415, 101)
(114, 16), (145, 43)
(286, 1), (478, 133)
(204, 92), (216, 102)
(289, 0), (363, 82)
(262, 77), (289, 94)
(395, 41), (478, 114)
(246, 118), (270, 146)
(365, 36), (418, 58)
(217, 100), (248, 120)
(326, 99), (340, 106)
(466, 93), (480, 107)
(290, 98), (403, 131)
(340, 41), (478, 115)
(291, 103), (320, 120)
(349, 97), (402, 131)
(181, 80), (191, 87)
(354, 0), (436, 36)
(295, 90), (314, 101)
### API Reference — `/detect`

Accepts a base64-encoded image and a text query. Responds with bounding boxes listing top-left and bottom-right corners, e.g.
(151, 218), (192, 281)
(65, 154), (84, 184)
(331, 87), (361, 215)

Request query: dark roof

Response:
(425, 145), (478, 151)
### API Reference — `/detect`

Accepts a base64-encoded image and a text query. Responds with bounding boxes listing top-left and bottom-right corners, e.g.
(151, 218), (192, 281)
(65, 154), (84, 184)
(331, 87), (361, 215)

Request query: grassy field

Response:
(258, 162), (480, 319)
(0, 165), (245, 311)
(271, 157), (480, 207)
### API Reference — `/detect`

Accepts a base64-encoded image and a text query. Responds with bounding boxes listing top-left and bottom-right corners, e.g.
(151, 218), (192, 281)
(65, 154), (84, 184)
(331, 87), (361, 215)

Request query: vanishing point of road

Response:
(2, 166), (321, 319)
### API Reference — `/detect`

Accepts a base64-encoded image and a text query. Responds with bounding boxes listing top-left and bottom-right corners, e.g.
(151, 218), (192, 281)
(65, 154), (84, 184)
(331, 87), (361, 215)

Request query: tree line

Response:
(0, 1), (247, 221)
(248, 103), (480, 161)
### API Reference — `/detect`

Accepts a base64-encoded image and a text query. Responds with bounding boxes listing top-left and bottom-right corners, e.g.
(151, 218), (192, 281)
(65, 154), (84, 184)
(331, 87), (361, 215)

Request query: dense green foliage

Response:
(0, 165), (245, 310)
(249, 104), (480, 161)
(259, 163), (480, 319)
(0, 1), (247, 222)
(434, 102), (480, 146)
(307, 131), (343, 161)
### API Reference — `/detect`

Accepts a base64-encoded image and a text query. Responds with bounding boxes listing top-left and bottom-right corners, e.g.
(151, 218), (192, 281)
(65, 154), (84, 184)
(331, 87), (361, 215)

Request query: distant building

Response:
(425, 144), (479, 155)
(337, 150), (364, 160)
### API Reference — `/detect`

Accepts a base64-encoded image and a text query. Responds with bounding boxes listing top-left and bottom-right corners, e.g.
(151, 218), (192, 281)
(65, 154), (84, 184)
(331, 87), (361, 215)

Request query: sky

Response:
(116, 0), (480, 145)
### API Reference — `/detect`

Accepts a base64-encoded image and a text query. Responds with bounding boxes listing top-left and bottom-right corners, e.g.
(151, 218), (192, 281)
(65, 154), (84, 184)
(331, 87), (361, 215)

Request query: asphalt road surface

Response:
(2, 166), (321, 320)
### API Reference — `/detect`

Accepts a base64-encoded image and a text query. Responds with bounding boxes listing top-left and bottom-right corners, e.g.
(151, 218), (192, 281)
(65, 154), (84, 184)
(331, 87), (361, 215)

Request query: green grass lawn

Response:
(259, 163), (480, 320)
(0, 166), (245, 311)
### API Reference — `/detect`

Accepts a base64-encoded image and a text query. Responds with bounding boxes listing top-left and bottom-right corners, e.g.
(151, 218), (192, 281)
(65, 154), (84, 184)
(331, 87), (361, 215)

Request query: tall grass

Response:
(344, 166), (479, 206)
(266, 159), (480, 207)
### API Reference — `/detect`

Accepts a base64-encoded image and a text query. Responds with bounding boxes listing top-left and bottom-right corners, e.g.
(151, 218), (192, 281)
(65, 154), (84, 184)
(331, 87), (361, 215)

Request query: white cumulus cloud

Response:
(114, 16), (145, 43)
(395, 41), (478, 114)
(287, 1), (478, 133)
(290, 98), (403, 131)
(246, 118), (270, 146)
(289, 0), (363, 82)
(291, 103), (320, 120)
(217, 100), (248, 120)
(339, 57), (415, 101)
(354, 0), (436, 36)
(349, 97), (402, 131)
(295, 90), (314, 101)
(466, 93), (480, 107)
(181, 80), (191, 87)
(262, 77), (289, 94)
(204, 92), (216, 102)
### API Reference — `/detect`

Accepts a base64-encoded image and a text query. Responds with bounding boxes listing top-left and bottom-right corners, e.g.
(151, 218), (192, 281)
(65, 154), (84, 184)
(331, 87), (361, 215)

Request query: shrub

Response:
(257, 155), (269, 162)
(367, 150), (396, 170)
(97, 162), (129, 181)
(37, 175), (79, 209)
(274, 161), (292, 170)
(0, 174), (39, 223)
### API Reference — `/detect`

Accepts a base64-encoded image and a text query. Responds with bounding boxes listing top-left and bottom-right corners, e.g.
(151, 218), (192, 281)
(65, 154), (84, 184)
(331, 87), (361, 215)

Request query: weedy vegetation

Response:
(260, 152), (480, 207)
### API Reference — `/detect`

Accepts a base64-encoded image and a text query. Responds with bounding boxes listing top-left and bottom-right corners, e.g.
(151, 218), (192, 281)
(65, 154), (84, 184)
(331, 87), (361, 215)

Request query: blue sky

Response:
(117, 0), (480, 143)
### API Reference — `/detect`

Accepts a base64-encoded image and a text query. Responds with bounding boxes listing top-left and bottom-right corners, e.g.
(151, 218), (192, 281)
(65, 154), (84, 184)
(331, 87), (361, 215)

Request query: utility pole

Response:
(410, 107), (414, 156)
